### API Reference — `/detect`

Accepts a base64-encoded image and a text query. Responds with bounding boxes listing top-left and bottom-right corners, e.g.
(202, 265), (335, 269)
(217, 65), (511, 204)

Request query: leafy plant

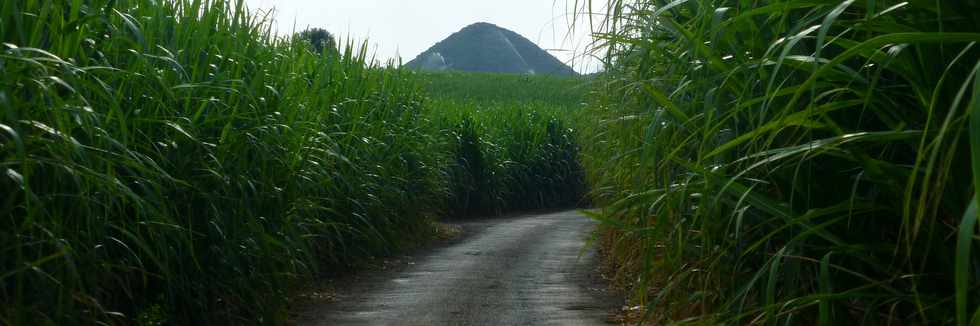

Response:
(0, 0), (443, 323)
(578, 0), (980, 324)
(296, 28), (338, 55)
(0, 1), (589, 324)
(421, 71), (588, 216)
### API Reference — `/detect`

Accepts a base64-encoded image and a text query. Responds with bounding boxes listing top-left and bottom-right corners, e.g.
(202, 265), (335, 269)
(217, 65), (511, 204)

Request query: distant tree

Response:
(296, 28), (337, 55)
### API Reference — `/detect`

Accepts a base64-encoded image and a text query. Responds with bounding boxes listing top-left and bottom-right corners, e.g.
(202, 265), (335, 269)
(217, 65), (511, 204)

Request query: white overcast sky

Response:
(243, 0), (601, 73)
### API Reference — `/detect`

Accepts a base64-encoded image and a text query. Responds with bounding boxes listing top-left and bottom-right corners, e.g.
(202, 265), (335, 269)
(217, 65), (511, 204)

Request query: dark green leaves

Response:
(578, 0), (980, 323)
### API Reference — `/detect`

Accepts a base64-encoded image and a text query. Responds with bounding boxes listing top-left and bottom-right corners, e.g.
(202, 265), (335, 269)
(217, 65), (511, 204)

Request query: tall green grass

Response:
(1, 0), (448, 323)
(578, 0), (980, 324)
(0, 1), (590, 323)
(419, 70), (589, 107)
(428, 99), (585, 216)
(419, 72), (588, 216)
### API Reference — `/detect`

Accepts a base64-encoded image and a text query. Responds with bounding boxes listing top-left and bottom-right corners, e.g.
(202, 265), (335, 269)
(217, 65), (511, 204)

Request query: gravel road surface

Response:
(296, 210), (618, 325)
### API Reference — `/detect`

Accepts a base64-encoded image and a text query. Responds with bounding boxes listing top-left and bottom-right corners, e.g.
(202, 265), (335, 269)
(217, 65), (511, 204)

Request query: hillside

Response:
(405, 22), (576, 76)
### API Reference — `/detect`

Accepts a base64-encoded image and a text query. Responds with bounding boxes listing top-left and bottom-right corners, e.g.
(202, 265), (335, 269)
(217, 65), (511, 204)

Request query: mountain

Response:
(405, 22), (577, 76)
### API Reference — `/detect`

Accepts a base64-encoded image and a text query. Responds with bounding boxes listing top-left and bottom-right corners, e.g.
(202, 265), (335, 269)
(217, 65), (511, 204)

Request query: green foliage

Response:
(0, 1), (589, 323)
(420, 71), (588, 107)
(578, 0), (980, 324)
(431, 99), (586, 216)
(419, 72), (588, 217)
(295, 28), (337, 55)
(0, 0), (444, 324)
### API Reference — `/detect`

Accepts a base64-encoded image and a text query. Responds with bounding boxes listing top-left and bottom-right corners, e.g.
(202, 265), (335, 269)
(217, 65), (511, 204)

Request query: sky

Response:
(243, 0), (601, 73)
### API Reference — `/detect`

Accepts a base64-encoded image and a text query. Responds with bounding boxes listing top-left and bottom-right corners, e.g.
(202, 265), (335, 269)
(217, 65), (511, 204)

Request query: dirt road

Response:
(296, 210), (618, 325)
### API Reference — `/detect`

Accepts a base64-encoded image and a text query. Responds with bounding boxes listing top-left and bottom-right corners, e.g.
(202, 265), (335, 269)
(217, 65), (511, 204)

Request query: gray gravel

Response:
(297, 210), (618, 326)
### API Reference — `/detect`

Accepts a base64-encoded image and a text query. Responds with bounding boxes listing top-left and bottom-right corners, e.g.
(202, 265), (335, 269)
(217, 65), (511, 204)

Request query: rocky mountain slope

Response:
(405, 22), (577, 76)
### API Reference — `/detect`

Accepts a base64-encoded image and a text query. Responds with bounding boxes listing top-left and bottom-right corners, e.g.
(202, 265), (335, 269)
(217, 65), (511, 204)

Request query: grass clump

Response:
(1, 0), (445, 324)
(431, 99), (585, 216)
(420, 72), (588, 216)
(578, 0), (980, 324)
(0, 1), (592, 323)
(419, 71), (588, 107)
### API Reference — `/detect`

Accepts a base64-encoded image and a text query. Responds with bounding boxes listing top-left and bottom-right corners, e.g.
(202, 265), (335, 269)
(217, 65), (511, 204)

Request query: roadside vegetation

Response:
(421, 72), (588, 216)
(420, 70), (587, 106)
(579, 0), (980, 324)
(0, 0), (585, 324)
